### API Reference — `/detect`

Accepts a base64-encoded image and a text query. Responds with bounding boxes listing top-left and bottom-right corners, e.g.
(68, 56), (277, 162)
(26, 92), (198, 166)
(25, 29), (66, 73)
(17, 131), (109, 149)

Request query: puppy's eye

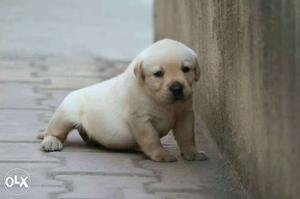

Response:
(182, 66), (191, 73)
(153, 70), (164, 78)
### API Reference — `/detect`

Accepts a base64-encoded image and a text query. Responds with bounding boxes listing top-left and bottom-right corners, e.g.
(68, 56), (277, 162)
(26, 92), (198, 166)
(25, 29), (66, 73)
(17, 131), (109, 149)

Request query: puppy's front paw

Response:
(182, 150), (208, 161)
(150, 150), (177, 162)
(41, 135), (63, 152)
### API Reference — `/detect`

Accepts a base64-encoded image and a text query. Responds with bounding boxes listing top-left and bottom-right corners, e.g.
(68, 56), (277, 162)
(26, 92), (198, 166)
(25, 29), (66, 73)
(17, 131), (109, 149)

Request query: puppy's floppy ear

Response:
(192, 51), (200, 82)
(133, 58), (145, 85)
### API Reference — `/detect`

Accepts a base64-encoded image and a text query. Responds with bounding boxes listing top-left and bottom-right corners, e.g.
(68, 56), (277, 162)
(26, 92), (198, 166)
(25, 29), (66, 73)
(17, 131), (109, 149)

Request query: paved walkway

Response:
(0, 1), (245, 198)
(0, 57), (246, 199)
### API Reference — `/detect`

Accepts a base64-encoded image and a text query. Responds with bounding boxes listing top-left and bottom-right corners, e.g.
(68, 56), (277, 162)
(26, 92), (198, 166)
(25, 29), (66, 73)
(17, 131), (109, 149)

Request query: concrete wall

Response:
(155, 1), (300, 198)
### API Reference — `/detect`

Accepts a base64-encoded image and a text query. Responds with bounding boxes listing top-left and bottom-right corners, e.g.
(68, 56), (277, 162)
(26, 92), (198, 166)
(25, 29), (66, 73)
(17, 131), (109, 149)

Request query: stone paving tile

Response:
(126, 194), (159, 199)
(135, 156), (241, 199)
(138, 160), (206, 191)
(0, 110), (48, 140)
(155, 192), (214, 199)
(0, 59), (32, 69)
(0, 59), (28, 67)
(0, 83), (46, 109)
(38, 59), (126, 81)
(122, 189), (158, 199)
(40, 76), (101, 90)
(37, 71), (103, 79)
(56, 175), (156, 199)
(0, 143), (59, 162)
(0, 187), (66, 199)
(37, 64), (102, 78)
(0, 162), (62, 186)
(52, 152), (153, 177)
(38, 90), (70, 109)
(0, 60), (44, 83)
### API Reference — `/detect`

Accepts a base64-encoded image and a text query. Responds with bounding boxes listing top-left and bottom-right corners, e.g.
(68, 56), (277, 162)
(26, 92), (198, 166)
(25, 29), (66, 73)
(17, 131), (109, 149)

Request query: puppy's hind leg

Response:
(78, 127), (98, 146)
(41, 106), (76, 152)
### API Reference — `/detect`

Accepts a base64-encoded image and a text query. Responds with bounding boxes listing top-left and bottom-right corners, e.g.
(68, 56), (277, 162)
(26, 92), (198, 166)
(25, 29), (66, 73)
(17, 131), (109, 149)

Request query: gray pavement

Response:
(0, 1), (246, 198)
(0, 0), (153, 61)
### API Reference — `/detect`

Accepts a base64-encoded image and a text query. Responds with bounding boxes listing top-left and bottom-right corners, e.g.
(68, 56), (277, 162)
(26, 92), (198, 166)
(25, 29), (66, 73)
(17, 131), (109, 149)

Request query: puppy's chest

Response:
(151, 111), (175, 137)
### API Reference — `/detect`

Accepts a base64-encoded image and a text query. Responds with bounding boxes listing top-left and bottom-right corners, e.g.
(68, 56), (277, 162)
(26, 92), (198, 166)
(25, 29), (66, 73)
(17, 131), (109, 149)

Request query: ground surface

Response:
(0, 0), (153, 60)
(0, 1), (245, 198)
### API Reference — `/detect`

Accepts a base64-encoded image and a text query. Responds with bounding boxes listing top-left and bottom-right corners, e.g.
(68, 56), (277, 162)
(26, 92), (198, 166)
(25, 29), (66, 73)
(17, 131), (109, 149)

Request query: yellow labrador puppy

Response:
(41, 39), (207, 162)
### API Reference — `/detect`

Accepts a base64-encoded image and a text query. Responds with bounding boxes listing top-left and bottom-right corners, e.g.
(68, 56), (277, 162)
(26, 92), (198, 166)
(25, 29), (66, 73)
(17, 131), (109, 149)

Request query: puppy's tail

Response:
(36, 133), (45, 140)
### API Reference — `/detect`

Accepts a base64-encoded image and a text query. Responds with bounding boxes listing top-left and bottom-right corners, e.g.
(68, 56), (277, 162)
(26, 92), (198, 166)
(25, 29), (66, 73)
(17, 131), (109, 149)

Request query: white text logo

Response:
(4, 168), (31, 195)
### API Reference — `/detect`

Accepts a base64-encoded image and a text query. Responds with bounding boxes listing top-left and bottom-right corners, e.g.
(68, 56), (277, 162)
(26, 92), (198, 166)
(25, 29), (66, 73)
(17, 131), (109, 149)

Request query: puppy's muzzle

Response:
(169, 82), (184, 101)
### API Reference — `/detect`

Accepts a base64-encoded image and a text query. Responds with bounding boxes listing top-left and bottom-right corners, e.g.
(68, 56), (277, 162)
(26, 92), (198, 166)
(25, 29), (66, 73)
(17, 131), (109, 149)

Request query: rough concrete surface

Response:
(155, 0), (300, 199)
(0, 1), (246, 198)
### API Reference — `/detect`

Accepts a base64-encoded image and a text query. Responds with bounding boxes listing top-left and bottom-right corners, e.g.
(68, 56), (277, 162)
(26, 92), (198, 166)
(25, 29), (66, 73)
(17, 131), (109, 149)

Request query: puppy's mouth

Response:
(169, 92), (193, 104)
(155, 90), (192, 104)
(172, 93), (185, 102)
(169, 93), (191, 104)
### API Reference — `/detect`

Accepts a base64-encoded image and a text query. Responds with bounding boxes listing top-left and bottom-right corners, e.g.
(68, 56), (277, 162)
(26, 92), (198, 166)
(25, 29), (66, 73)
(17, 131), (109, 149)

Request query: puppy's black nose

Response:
(169, 82), (184, 100)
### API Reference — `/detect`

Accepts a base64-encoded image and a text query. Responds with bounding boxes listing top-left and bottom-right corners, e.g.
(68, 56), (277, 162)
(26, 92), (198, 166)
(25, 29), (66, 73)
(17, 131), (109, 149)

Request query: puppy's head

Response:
(134, 39), (200, 104)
